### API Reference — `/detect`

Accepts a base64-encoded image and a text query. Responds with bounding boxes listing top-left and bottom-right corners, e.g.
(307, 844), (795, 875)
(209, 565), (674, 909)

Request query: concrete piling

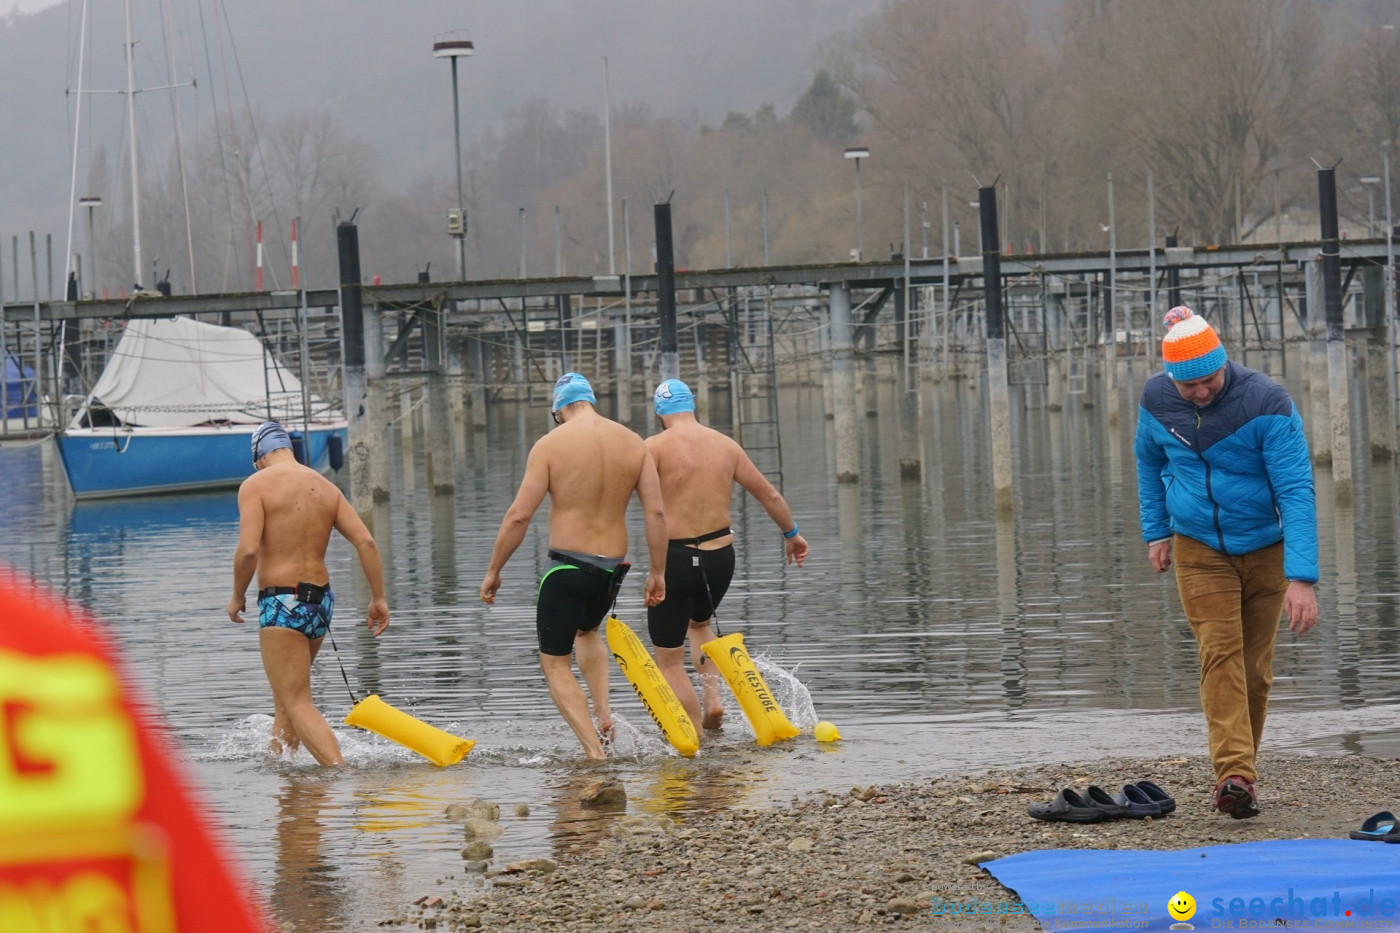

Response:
(829, 282), (859, 483)
(1318, 166), (1353, 503)
(337, 221), (387, 518)
(979, 186), (1014, 517)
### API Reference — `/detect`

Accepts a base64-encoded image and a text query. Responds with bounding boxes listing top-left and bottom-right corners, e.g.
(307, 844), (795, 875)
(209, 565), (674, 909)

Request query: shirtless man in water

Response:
(480, 373), (668, 760)
(228, 421), (390, 765)
(644, 379), (809, 734)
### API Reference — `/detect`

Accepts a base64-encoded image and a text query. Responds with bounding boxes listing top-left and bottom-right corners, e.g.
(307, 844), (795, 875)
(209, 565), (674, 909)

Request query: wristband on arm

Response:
(783, 523), (799, 540)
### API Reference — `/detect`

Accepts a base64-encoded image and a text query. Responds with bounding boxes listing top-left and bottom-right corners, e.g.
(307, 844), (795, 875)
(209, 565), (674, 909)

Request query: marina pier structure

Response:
(4, 234), (1396, 505)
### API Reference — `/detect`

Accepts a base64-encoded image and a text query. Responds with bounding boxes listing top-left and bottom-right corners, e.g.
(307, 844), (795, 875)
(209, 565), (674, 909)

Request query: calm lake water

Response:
(3, 372), (1398, 931)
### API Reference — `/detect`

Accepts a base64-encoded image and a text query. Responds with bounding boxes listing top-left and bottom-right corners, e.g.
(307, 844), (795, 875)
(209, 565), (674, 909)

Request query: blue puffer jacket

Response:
(1134, 360), (1318, 583)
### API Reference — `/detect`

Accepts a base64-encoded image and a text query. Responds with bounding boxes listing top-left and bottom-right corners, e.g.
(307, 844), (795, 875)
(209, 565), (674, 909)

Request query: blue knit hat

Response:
(653, 378), (695, 416)
(552, 372), (597, 411)
(251, 421), (292, 463)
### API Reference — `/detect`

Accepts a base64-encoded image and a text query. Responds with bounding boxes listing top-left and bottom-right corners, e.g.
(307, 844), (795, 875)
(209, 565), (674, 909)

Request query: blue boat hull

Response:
(54, 422), (348, 499)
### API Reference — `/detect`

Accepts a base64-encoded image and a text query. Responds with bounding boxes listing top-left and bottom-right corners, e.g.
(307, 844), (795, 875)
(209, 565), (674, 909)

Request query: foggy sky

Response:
(0, 0), (881, 241)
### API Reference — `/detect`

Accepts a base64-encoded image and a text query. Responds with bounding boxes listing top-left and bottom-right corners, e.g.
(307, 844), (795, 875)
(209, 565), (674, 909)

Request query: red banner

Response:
(0, 575), (270, 932)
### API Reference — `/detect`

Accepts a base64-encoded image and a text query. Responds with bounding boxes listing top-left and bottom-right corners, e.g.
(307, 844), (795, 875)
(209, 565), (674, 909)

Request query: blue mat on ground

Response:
(980, 839), (1400, 931)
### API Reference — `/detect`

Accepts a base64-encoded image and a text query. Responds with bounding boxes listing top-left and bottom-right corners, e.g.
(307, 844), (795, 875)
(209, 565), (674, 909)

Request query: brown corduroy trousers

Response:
(1172, 535), (1289, 784)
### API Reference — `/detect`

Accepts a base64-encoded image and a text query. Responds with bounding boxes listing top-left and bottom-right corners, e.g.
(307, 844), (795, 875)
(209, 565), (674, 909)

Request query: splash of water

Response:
(201, 713), (419, 768)
(684, 650), (819, 741)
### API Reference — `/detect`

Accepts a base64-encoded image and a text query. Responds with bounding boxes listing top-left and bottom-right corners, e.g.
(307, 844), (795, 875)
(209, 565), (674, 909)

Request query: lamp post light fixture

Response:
(78, 195), (102, 297)
(1361, 175), (1382, 238)
(433, 36), (475, 280)
(845, 146), (870, 261)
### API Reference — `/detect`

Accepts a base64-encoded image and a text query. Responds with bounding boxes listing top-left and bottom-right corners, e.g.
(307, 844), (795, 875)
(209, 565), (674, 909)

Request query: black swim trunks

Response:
(258, 584), (334, 640)
(646, 537), (735, 649)
(535, 549), (626, 657)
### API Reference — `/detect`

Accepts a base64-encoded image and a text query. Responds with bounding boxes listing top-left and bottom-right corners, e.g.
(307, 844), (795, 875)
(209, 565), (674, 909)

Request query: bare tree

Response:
(1065, 0), (1328, 245)
(834, 0), (1058, 253)
(1355, 24), (1400, 150)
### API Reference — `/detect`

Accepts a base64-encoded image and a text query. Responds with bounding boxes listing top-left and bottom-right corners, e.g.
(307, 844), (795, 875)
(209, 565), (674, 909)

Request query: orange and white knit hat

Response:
(1161, 306), (1226, 381)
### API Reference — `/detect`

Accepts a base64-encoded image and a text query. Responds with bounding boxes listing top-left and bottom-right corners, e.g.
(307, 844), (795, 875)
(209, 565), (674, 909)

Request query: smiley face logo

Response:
(1167, 890), (1196, 922)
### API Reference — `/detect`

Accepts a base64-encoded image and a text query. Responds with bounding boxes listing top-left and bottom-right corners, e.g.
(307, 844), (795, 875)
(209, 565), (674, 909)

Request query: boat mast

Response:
(125, 0), (143, 288)
(64, 0), (91, 286)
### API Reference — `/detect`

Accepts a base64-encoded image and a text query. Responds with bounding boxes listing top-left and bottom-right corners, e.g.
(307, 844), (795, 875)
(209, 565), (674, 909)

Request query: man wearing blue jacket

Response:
(1135, 306), (1319, 819)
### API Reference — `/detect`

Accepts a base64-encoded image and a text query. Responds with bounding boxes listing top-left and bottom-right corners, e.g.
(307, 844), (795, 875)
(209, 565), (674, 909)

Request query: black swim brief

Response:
(535, 550), (627, 657)
(646, 541), (735, 649)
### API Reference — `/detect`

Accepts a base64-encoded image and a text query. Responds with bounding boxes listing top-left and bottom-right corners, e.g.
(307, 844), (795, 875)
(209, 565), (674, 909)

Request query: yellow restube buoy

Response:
(344, 694), (475, 767)
(606, 616), (699, 757)
(700, 631), (800, 747)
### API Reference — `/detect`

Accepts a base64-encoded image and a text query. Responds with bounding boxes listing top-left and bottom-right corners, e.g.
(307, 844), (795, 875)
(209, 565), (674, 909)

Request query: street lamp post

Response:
(845, 147), (869, 261)
(1362, 175), (1382, 238)
(433, 36), (474, 280)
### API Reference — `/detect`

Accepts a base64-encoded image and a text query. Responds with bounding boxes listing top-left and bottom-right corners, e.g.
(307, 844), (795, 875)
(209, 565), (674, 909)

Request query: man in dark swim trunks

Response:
(645, 379), (809, 733)
(228, 421), (390, 765)
(480, 373), (668, 760)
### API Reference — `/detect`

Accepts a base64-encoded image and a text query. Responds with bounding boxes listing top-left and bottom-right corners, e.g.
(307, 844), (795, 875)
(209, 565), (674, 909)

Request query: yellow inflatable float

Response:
(344, 694), (475, 767)
(606, 616), (699, 757)
(701, 632), (800, 746)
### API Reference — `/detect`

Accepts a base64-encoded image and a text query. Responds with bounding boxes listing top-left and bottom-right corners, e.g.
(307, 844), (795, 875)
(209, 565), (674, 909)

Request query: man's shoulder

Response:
(1225, 363), (1294, 417)
(681, 419), (735, 446)
(652, 421), (737, 457)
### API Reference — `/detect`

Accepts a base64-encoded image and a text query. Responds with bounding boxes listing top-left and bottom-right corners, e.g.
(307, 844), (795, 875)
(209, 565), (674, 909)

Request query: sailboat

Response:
(53, 1), (347, 499)
(55, 316), (348, 499)
(57, 316), (347, 498)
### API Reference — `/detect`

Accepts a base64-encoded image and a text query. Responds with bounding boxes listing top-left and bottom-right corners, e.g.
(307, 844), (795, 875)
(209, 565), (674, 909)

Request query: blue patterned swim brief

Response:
(258, 587), (335, 640)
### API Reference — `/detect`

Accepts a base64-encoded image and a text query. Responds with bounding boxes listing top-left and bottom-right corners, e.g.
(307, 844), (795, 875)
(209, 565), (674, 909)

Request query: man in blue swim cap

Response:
(551, 371), (598, 420)
(645, 378), (809, 734)
(481, 373), (669, 760)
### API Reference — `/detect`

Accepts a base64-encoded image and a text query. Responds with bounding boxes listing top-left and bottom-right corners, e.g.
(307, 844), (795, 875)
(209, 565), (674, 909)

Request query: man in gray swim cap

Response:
(229, 420), (390, 765)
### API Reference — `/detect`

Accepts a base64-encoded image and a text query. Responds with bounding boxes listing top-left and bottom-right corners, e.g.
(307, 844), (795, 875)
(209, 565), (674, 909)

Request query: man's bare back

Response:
(537, 413), (649, 557)
(644, 419), (745, 541)
(480, 401), (668, 605)
(238, 460), (342, 588)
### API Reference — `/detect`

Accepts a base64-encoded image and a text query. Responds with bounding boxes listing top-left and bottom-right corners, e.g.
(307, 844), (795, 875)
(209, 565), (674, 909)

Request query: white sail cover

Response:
(73, 316), (341, 428)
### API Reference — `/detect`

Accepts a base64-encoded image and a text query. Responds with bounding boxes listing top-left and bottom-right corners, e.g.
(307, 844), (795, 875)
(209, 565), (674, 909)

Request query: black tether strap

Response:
(326, 629), (360, 706)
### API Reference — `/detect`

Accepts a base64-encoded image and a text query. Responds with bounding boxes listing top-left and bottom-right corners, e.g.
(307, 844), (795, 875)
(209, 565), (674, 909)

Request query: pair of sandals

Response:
(1028, 780), (1176, 823)
(1350, 811), (1400, 842)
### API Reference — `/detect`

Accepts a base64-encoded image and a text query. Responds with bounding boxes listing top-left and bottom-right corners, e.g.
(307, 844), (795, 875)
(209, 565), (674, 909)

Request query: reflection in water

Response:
(544, 770), (628, 860)
(430, 494), (458, 604)
(270, 776), (346, 933)
(639, 757), (753, 821)
(836, 484), (862, 592)
(995, 516), (1026, 709)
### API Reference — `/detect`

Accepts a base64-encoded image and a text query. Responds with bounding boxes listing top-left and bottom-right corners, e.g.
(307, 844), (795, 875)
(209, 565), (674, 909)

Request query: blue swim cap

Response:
(251, 421), (292, 463)
(653, 378), (695, 416)
(552, 372), (597, 412)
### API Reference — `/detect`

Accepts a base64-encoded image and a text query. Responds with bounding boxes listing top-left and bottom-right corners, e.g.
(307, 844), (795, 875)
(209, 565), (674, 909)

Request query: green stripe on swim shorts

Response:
(538, 563), (578, 602)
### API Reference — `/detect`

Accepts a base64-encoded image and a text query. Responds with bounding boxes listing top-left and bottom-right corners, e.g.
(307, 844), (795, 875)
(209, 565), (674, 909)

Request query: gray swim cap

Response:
(251, 421), (292, 463)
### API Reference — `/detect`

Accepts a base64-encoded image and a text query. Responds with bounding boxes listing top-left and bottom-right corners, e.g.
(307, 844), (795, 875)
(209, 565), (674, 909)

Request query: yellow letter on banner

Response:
(0, 652), (144, 834)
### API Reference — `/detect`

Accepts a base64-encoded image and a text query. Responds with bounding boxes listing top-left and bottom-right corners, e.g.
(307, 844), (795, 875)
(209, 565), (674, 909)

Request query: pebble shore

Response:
(379, 753), (1398, 932)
